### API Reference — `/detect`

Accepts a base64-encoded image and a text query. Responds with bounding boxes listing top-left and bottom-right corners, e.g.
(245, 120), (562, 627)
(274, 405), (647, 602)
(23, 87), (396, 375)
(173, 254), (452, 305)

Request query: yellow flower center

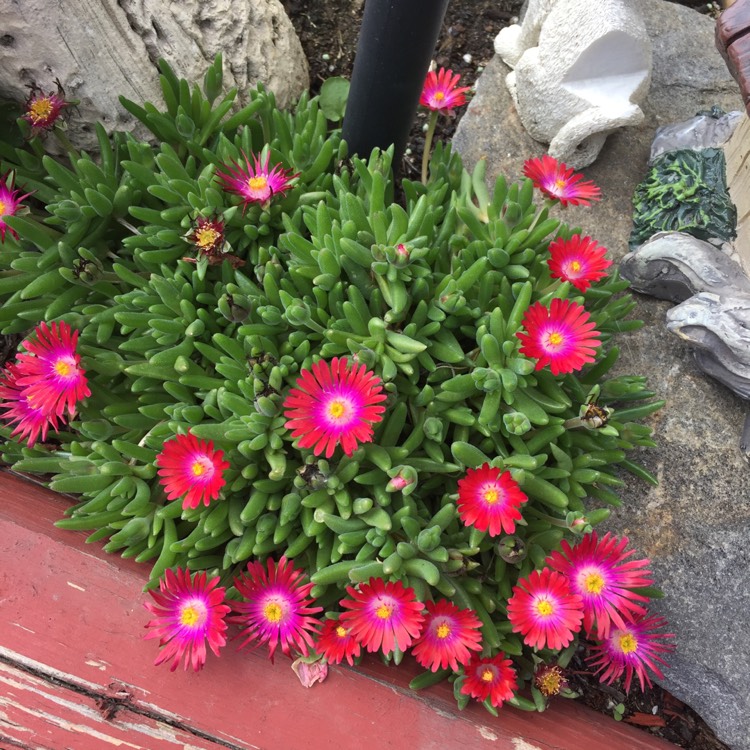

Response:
(536, 599), (554, 616)
(570, 260), (582, 273)
(434, 91), (445, 101)
(483, 488), (499, 504)
(436, 623), (451, 639)
(180, 604), (201, 627)
(264, 601), (283, 623)
(583, 572), (605, 595)
(195, 226), (220, 250)
(54, 359), (72, 377)
(375, 603), (393, 620)
(29, 98), (53, 123)
(336, 625), (347, 638)
(328, 399), (348, 420)
(0, 199), (6, 216)
(248, 176), (268, 191)
(480, 668), (494, 682)
(618, 633), (637, 654)
(547, 332), (564, 346)
(537, 667), (565, 697)
(191, 461), (206, 477)
(555, 178), (567, 190)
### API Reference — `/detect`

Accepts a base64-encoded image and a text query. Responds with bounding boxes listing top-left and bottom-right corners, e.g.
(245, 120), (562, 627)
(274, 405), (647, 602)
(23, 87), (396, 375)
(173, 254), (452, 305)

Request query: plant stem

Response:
(53, 127), (79, 162)
(421, 110), (439, 185)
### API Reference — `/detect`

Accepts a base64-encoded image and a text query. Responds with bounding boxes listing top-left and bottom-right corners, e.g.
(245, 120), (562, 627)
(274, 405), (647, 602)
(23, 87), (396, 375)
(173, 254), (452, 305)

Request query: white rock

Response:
(495, 0), (652, 168)
(0, 0), (309, 150)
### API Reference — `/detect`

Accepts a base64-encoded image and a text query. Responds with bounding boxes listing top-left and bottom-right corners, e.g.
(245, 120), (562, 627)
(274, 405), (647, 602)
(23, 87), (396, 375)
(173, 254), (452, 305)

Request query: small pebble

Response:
(462, 53), (472, 64)
(321, 53), (330, 61)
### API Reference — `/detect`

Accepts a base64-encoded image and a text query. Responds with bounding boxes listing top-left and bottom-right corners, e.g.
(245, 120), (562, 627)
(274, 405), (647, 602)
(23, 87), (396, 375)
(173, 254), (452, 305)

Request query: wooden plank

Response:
(0, 471), (676, 750)
(723, 113), (750, 271)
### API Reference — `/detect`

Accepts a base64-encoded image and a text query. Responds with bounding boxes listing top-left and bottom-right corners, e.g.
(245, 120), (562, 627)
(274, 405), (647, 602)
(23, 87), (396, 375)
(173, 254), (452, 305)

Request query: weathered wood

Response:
(0, 471), (676, 750)
(717, 0), (750, 113)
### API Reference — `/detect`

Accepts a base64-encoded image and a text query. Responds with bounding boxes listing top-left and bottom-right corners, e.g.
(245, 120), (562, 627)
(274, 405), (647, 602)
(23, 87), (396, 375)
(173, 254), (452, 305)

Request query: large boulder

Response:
(455, 2), (749, 749)
(0, 0), (309, 149)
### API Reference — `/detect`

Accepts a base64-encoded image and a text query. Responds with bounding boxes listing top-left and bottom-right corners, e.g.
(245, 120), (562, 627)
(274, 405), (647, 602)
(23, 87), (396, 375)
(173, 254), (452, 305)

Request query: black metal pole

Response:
(342, 0), (451, 167)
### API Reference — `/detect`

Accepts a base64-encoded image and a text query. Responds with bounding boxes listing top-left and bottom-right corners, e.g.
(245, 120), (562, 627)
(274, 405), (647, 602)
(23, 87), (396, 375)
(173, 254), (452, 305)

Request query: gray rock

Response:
(455, 2), (750, 748)
(0, 0), (309, 152)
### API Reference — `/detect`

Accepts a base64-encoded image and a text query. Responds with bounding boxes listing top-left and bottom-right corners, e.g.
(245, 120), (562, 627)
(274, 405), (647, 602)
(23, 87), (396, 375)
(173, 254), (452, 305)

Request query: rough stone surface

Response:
(456, 2), (750, 749)
(0, 0), (309, 151)
(495, 0), (652, 168)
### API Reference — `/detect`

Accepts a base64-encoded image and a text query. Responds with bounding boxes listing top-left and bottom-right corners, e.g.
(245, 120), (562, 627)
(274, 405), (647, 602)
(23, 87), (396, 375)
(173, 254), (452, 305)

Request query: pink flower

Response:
(144, 568), (231, 672)
(232, 556), (322, 662)
(315, 618), (361, 666)
(0, 169), (33, 243)
(420, 68), (471, 113)
(156, 432), (230, 510)
(283, 357), (387, 458)
(22, 84), (69, 134)
(547, 235), (612, 293)
(339, 578), (424, 655)
(216, 150), (297, 212)
(461, 653), (518, 708)
(516, 298), (602, 375)
(507, 568), (584, 651)
(14, 321), (90, 418)
(523, 155), (601, 207)
(457, 463), (528, 537)
(547, 532), (653, 638)
(411, 599), (482, 672)
(588, 614), (675, 693)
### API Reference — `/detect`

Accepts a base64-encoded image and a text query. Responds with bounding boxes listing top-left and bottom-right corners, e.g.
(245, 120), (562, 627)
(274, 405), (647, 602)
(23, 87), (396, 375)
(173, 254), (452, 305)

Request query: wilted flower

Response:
(523, 155), (601, 207)
(534, 662), (569, 698)
(22, 82), (69, 134)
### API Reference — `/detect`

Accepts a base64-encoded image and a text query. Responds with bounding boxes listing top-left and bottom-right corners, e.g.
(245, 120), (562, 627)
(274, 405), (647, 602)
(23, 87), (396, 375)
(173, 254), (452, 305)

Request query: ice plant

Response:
(315, 617), (361, 666)
(156, 431), (229, 510)
(339, 578), (424, 655)
(547, 235), (612, 293)
(0, 363), (61, 448)
(411, 599), (482, 672)
(547, 532), (653, 638)
(419, 67), (471, 185)
(216, 150), (297, 211)
(460, 653), (518, 709)
(523, 155), (601, 207)
(232, 556), (322, 662)
(507, 568), (584, 650)
(0, 169), (33, 243)
(143, 567), (231, 672)
(22, 84), (69, 134)
(14, 321), (90, 417)
(588, 614), (675, 693)
(516, 298), (602, 375)
(456, 463), (528, 537)
(187, 215), (225, 257)
(534, 663), (569, 698)
(283, 357), (387, 458)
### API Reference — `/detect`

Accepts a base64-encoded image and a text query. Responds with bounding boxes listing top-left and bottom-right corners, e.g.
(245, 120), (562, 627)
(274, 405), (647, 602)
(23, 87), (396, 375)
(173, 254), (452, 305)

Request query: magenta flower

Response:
(516, 298), (602, 375)
(0, 362), (62, 447)
(216, 150), (297, 212)
(420, 68), (471, 113)
(588, 613), (675, 693)
(156, 432), (230, 510)
(507, 568), (584, 651)
(315, 617), (362, 666)
(523, 155), (601, 207)
(144, 568), (231, 672)
(14, 321), (90, 417)
(0, 169), (33, 243)
(232, 556), (322, 662)
(22, 84), (69, 134)
(547, 532), (653, 638)
(547, 235), (612, 293)
(460, 653), (518, 708)
(283, 357), (387, 458)
(339, 578), (425, 655)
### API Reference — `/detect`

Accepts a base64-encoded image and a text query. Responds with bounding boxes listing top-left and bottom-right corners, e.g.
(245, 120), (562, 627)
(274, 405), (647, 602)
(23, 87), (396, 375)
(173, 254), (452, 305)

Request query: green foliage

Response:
(319, 77), (350, 122)
(0, 58), (661, 697)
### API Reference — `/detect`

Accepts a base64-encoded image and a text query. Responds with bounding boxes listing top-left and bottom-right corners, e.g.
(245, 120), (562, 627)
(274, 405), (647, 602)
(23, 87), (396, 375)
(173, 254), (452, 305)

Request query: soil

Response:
(279, 1), (731, 748)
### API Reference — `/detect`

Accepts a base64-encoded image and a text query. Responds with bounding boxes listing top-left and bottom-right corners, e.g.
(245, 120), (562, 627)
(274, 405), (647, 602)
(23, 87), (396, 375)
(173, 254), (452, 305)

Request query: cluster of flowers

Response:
(0, 321), (90, 447)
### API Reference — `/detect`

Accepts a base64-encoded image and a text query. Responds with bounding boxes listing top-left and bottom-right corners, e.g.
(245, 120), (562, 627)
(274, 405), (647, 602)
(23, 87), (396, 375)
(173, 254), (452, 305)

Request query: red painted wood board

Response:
(0, 470), (677, 750)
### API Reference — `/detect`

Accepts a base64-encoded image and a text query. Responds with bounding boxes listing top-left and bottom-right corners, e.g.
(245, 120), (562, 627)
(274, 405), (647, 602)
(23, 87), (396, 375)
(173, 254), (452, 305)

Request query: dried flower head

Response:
(23, 82), (69, 134)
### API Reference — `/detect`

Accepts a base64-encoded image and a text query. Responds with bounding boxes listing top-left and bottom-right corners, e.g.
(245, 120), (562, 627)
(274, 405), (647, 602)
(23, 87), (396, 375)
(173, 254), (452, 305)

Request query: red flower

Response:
(588, 614), (675, 693)
(216, 150), (297, 212)
(232, 556), (322, 662)
(420, 68), (471, 113)
(507, 568), (584, 650)
(0, 362), (62, 447)
(339, 578), (424, 655)
(144, 568), (231, 672)
(456, 463), (528, 537)
(547, 235), (612, 293)
(14, 321), (90, 418)
(316, 617), (361, 666)
(156, 432), (229, 510)
(523, 155), (601, 207)
(283, 357), (387, 458)
(516, 298), (602, 375)
(22, 84), (69, 134)
(461, 653), (518, 708)
(0, 169), (33, 243)
(411, 599), (482, 672)
(547, 532), (653, 638)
